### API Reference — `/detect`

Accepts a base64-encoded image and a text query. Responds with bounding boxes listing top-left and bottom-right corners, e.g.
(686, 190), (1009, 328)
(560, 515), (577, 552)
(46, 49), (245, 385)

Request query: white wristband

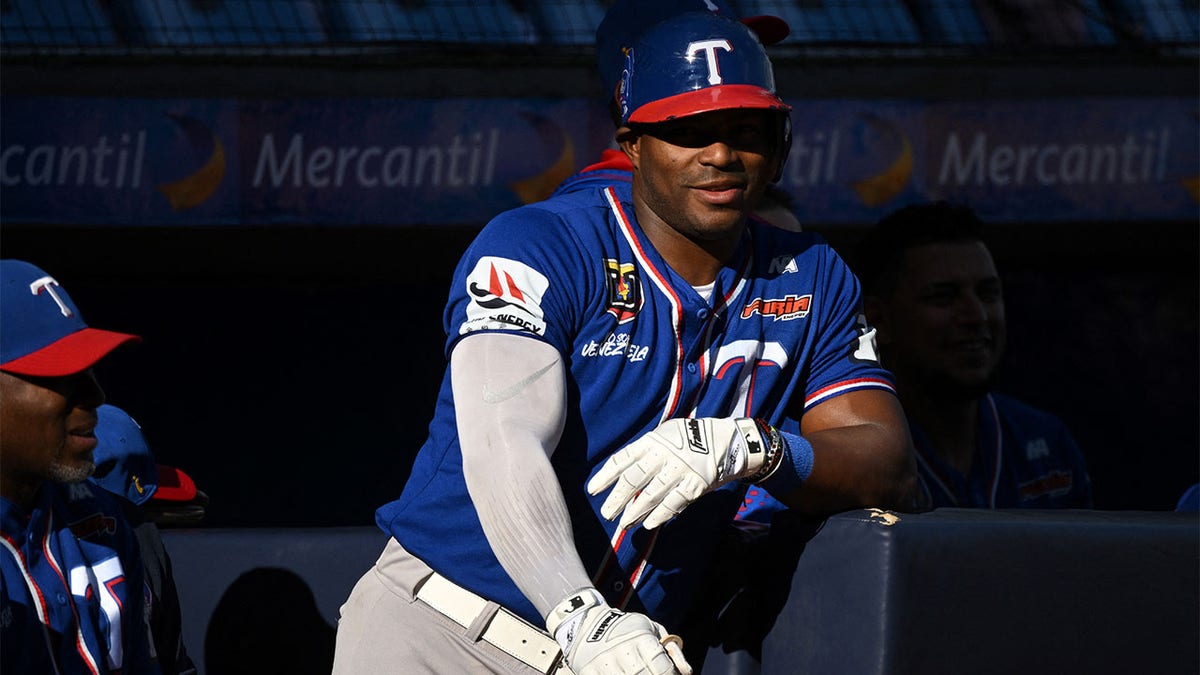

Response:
(733, 417), (769, 479)
(546, 588), (607, 651)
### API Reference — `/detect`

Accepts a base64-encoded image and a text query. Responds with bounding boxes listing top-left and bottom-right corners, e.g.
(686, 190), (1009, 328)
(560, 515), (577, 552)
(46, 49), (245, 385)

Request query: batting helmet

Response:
(595, 0), (789, 99)
(617, 12), (792, 127)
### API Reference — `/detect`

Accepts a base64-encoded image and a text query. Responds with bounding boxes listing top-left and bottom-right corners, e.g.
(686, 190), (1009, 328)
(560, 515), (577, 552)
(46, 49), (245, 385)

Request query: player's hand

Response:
(586, 417), (766, 530)
(548, 590), (692, 675)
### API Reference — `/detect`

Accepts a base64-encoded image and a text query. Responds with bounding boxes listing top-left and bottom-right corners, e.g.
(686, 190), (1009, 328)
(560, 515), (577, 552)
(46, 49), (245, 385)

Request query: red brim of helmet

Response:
(742, 15), (790, 46)
(0, 329), (141, 377)
(628, 84), (791, 125)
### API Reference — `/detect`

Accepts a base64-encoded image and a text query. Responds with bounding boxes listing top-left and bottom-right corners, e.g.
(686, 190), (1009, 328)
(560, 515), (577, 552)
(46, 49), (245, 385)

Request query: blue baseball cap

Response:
(0, 259), (140, 376)
(618, 12), (791, 126)
(93, 404), (159, 505)
(93, 403), (200, 505)
(595, 0), (789, 98)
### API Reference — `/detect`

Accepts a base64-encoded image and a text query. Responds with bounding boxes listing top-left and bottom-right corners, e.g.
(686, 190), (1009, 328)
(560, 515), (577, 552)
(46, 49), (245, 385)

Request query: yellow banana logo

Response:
(1184, 176), (1199, 202)
(850, 114), (913, 208)
(155, 113), (226, 211)
(509, 112), (577, 204)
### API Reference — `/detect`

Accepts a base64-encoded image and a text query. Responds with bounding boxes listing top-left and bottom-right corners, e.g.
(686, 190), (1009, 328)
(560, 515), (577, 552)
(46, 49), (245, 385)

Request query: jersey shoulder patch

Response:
(461, 256), (550, 337)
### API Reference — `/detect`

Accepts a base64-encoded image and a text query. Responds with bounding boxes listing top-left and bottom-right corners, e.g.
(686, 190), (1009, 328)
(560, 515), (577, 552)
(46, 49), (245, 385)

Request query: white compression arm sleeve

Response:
(452, 332), (594, 618)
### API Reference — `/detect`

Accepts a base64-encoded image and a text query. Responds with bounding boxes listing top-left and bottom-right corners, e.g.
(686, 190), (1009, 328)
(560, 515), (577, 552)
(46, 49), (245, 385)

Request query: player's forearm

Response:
(772, 389), (924, 513)
(452, 332), (596, 618)
(776, 422), (923, 513)
(464, 436), (595, 617)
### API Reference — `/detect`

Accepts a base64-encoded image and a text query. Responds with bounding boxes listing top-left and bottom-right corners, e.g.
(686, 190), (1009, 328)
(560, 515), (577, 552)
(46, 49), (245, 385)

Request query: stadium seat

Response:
(1107, 0), (1200, 43)
(906, 0), (1119, 46)
(734, 0), (922, 44)
(905, 0), (989, 44)
(117, 0), (328, 46)
(1, 0), (121, 45)
(525, 0), (608, 45)
(1082, 0), (1120, 44)
(323, 0), (537, 45)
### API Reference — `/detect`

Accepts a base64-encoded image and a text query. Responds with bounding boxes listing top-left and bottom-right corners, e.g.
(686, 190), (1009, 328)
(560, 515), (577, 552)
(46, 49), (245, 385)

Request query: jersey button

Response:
(56, 592), (68, 605)
(686, 363), (697, 374)
(696, 308), (709, 320)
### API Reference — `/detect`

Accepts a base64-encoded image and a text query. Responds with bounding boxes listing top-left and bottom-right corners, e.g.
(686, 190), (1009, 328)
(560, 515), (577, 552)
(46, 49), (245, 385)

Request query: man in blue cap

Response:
(0, 258), (164, 674)
(93, 404), (208, 526)
(93, 404), (200, 675)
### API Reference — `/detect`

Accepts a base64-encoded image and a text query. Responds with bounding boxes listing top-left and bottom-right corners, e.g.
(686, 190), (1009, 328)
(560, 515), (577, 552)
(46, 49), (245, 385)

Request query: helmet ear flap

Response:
(773, 114), (792, 183)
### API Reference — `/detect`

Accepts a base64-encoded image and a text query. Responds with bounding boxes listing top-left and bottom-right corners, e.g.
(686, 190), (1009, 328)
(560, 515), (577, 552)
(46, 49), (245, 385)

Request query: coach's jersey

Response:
(1, 480), (161, 674)
(912, 392), (1092, 509)
(378, 185), (895, 628)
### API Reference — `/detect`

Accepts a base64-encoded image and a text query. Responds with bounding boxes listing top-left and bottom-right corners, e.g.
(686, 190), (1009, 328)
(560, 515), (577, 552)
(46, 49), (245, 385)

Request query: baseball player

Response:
(738, 201), (1092, 525)
(857, 201), (1092, 509)
(333, 12), (921, 675)
(0, 259), (163, 674)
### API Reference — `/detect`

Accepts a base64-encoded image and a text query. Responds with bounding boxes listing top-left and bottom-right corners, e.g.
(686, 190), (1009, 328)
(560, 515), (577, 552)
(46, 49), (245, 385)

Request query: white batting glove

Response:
(547, 589), (692, 675)
(586, 418), (768, 531)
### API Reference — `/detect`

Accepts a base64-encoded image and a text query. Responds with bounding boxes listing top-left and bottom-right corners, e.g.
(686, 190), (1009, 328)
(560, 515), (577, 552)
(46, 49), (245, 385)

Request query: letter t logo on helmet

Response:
(618, 11), (791, 127)
(686, 39), (733, 85)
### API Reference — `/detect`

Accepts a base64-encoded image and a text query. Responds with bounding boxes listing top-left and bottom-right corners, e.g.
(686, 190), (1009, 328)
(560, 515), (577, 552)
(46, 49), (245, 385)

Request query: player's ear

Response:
(616, 126), (641, 170)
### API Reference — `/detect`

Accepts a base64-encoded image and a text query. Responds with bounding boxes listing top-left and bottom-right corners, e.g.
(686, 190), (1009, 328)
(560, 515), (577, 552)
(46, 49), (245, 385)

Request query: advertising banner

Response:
(2, 95), (1195, 225)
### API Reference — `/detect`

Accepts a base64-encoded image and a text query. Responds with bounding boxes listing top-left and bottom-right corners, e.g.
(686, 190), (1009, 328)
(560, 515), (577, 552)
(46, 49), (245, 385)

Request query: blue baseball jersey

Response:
(737, 391), (1093, 522)
(912, 392), (1092, 509)
(1, 480), (161, 674)
(378, 185), (895, 628)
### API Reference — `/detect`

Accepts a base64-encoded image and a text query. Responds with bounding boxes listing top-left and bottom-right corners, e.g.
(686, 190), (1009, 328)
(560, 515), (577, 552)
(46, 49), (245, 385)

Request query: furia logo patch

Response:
(603, 259), (642, 324)
(156, 112), (226, 211)
(741, 294), (812, 321)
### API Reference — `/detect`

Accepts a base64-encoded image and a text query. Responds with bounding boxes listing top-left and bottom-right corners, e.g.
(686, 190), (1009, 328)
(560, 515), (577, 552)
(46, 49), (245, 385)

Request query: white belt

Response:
(414, 571), (571, 674)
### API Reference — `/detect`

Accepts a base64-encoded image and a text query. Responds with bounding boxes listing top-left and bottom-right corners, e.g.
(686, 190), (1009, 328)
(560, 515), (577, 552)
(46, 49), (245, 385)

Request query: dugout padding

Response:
(756, 508), (1199, 675)
(162, 509), (1198, 674)
(161, 526), (387, 675)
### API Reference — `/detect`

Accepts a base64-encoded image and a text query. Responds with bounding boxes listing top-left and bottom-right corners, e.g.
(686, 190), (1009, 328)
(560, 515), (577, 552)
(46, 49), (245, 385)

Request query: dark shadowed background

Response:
(4, 218), (1196, 526)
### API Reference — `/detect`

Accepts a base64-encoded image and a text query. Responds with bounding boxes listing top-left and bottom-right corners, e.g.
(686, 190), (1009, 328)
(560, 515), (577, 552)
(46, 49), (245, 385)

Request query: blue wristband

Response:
(760, 430), (814, 495)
